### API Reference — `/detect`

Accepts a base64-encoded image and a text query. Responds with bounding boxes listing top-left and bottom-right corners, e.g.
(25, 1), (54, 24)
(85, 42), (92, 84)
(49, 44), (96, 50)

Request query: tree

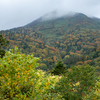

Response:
(51, 60), (66, 75)
(0, 35), (9, 58)
(54, 65), (97, 100)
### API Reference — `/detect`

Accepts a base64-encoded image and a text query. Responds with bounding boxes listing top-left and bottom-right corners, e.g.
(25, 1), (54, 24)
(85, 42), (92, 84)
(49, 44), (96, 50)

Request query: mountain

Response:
(1, 12), (100, 75)
(23, 12), (100, 45)
(24, 12), (100, 29)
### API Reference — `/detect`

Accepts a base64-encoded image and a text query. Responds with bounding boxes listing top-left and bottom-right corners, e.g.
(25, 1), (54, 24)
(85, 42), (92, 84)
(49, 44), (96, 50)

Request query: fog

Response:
(0, 0), (100, 30)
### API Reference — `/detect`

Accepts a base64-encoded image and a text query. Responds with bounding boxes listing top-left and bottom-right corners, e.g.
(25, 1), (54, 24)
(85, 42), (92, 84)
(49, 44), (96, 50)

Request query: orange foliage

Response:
(90, 43), (95, 46)
(15, 34), (19, 37)
(77, 41), (81, 46)
(36, 43), (39, 46)
(96, 46), (100, 51)
(64, 41), (66, 44)
(76, 61), (83, 65)
(34, 39), (38, 42)
(95, 38), (100, 41)
(75, 38), (79, 40)
(50, 47), (57, 52)
(84, 60), (92, 64)
(45, 45), (57, 52)
(39, 56), (42, 59)
(6, 36), (9, 39)
(18, 41), (22, 43)
(25, 35), (29, 38)
(36, 50), (41, 53)
(76, 50), (81, 54)
(39, 41), (43, 44)
(45, 45), (50, 48)
(56, 41), (59, 44)
(10, 40), (15, 45)
(83, 45), (89, 48)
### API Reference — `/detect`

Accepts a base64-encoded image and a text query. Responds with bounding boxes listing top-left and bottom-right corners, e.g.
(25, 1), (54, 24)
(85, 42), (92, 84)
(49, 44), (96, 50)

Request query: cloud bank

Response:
(0, 0), (100, 30)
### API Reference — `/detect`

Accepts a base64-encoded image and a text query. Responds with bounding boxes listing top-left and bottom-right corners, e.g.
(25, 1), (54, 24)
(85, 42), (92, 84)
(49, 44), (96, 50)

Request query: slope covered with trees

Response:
(0, 34), (9, 58)
(1, 13), (100, 75)
(0, 48), (100, 100)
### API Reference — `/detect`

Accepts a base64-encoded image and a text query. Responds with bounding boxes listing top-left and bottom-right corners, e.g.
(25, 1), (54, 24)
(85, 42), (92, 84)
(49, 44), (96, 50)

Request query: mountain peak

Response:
(24, 12), (80, 27)
(24, 12), (100, 29)
(74, 13), (88, 17)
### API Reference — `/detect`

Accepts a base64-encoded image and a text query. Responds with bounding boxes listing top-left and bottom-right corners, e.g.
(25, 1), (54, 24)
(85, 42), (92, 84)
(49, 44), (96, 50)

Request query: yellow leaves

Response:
(39, 56), (42, 59)
(75, 82), (80, 86)
(71, 82), (80, 87)
(18, 72), (20, 75)
(1, 69), (3, 72)
(79, 88), (82, 90)
(65, 55), (70, 58)
(1, 76), (4, 79)
(40, 90), (42, 94)
(53, 56), (57, 62)
(5, 73), (8, 77)
(96, 66), (99, 69)
(93, 97), (96, 100)
(46, 82), (49, 85)
(70, 52), (74, 55)
(8, 60), (12, 63)
(0, 48), (63, 99)
(45, 86), (49, 89)
(24, 71), (28, 75)
(6, 82), (10, 86)
(25, 77), (27, 82)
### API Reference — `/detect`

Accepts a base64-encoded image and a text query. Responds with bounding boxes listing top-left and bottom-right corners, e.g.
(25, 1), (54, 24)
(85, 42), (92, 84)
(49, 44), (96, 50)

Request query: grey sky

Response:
(0, 0), (100, 30)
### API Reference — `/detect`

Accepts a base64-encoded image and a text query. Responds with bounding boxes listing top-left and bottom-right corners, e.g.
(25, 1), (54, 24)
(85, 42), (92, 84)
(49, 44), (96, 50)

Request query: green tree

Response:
(0, 35), (9, 58)
(52, 60), (66, 75)
(54, 65), (97, 100)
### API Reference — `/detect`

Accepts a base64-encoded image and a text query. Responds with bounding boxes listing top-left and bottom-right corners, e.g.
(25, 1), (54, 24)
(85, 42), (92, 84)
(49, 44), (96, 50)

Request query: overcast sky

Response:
(0, 0), (100, 31)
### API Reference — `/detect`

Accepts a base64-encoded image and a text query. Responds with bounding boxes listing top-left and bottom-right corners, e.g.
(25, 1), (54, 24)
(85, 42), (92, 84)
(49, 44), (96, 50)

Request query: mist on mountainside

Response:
(41, 10), (76, 21)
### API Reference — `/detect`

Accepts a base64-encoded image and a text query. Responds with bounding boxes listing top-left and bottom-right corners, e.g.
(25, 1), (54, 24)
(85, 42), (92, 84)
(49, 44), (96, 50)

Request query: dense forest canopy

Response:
(1, 13), (100, 75)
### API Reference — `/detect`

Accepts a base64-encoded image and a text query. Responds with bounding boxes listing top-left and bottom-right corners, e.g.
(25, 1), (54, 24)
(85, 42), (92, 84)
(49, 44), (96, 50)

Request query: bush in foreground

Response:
(53, 65), (97, 100)
(0, 47), (64, 100)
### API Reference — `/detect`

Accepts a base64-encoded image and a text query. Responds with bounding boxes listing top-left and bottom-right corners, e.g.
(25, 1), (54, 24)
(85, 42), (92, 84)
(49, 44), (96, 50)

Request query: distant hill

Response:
(1, 12), (100, 75)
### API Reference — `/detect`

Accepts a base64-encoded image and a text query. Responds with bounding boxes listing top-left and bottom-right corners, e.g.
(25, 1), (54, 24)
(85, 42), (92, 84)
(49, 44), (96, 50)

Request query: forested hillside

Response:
(1, 12), (100, 100)
(1, 13), (100, 75)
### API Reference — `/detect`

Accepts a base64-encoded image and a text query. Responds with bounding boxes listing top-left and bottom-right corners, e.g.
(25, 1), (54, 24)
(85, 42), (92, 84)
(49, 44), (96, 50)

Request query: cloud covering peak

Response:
(0, 0), (100, 30)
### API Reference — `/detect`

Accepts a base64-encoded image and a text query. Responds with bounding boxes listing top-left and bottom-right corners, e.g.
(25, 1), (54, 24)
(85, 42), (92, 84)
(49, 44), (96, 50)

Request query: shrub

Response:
(53, 65), (97, 100)
(0, 47), (64, 99)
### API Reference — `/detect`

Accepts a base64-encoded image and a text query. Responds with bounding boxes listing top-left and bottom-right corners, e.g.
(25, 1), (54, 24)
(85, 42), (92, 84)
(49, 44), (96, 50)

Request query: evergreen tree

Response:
(0, 35), (9, 58)
(52, 60), (66, 75)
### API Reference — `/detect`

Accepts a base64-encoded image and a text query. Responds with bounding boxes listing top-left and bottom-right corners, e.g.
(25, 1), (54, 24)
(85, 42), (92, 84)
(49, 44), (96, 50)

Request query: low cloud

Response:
(0, 0), (100, 30)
